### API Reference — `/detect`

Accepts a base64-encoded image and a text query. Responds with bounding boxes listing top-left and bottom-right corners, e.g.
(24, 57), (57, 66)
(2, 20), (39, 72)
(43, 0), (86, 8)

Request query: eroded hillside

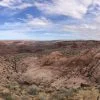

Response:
(0, 40), (100, 100)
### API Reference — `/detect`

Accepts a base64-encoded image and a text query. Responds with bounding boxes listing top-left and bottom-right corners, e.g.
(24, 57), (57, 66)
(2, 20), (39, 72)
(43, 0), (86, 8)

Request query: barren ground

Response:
(0, 40), (100, 100)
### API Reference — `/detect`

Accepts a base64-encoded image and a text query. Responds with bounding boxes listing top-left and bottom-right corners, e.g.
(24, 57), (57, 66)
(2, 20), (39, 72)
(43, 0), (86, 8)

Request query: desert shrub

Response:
(49, 92), (66, 100)
(48, 88), (78, 100)
(1, 92), (13, 100)
(27, 85), (40, 95)
(5, 94), (13, 100)
(74, 88), (99, 100)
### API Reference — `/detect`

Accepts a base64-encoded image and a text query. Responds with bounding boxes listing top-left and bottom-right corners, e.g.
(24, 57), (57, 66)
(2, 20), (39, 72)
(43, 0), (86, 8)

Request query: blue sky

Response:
(0, 0), (100, 40)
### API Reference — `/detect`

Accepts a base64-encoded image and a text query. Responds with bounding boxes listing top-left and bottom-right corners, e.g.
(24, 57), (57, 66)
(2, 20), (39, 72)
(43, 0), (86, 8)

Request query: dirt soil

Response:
(0, 40), (100, 100)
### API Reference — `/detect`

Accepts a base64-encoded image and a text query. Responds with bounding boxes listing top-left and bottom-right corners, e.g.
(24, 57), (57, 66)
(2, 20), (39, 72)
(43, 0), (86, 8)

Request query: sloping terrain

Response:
(0, 40), (100, 99)
(18, 49), (100, 88)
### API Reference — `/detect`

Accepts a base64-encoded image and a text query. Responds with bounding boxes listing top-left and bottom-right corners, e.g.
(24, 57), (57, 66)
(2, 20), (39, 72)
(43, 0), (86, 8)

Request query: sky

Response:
(0, 0), (100, 40)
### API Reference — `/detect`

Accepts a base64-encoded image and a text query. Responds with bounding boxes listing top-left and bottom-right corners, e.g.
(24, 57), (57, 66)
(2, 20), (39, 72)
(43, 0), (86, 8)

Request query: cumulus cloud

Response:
(0, 14), (53, 39)
(95, 16), (100, 23)
(33, 0), (100, 40)
(35, 0), (93, 19)
(63, 19), (100, 40)
(0, 0), (100, 40)
(0, 0), (32, 9)
(0, 15), (52, 30)
(25, 14), (52, 27)
(0, 0), (33, 16)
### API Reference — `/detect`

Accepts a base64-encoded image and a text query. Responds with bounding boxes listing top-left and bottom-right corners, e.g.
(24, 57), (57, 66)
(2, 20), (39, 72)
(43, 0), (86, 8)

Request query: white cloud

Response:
(0, 16), (52, 31)
(0, 0), (100, 40)
(93, 0), (100, 6)
(95, 16), (100, 23)
(0, 15), (53, 40)
(0, 0), (32, 9)
(26, 14), (52, 27)
(0, 0), (21, 7)
(35, 0), (93, 19)
(15, 3), (32, 10)
(34, 0), (100, 40)
(63, 18), (100, 40)
(18, 14), (52, 28)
